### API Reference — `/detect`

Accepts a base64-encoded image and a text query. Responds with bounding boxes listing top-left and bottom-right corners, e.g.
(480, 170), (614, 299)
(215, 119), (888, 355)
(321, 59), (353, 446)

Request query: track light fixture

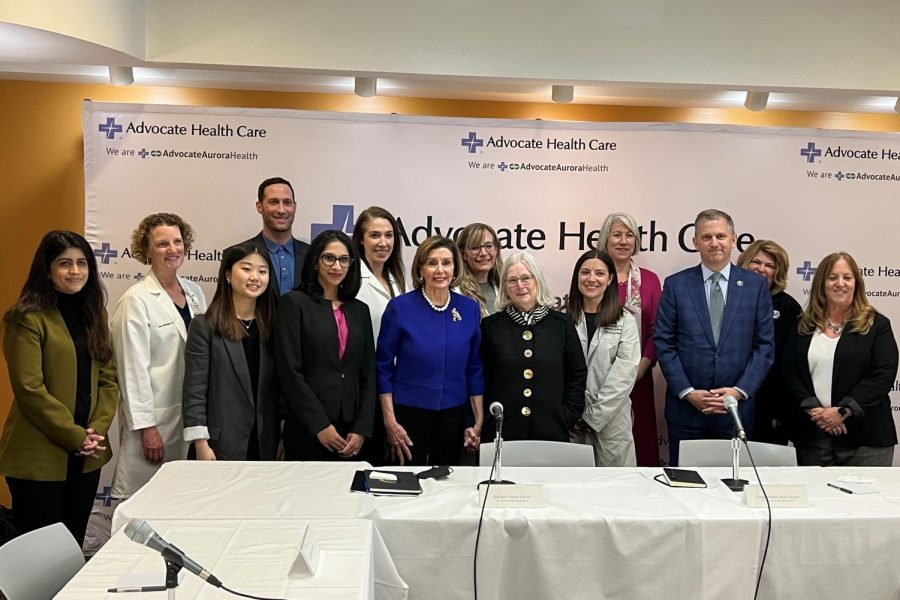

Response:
(551, 85), (574, 104)
(354, 77), (377, 97)
(108, 66), (134, 86)
(744, 91), (769, 112)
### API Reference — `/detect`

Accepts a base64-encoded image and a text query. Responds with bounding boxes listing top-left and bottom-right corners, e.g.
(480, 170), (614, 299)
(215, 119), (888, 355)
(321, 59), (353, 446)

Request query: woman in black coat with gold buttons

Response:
(480, 251), (587, 442)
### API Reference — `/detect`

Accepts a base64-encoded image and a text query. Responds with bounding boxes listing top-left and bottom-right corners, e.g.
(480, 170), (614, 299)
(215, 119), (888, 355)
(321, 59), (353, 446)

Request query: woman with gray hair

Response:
(479, 252), (587, 443)
(599, 212), (662, 466)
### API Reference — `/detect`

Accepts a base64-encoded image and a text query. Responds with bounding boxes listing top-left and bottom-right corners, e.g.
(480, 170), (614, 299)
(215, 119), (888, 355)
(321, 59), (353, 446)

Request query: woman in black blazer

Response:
(275, 230), (376, 461)
(183, 244), (280, 460)
(783, 252), (899, 466)
(480, 251), (587, 443)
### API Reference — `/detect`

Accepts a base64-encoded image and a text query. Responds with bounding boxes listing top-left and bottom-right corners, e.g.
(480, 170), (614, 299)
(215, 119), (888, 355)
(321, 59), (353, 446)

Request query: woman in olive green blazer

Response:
(0, 231), (117, 547)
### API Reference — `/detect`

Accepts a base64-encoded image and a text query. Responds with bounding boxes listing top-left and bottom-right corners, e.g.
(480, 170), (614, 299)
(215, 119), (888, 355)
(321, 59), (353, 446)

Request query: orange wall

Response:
(1, 78), (899, 504)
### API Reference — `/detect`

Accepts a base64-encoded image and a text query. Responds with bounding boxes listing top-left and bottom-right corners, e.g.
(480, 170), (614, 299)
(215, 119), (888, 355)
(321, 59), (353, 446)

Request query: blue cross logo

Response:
(134, 272), (145, 281)
(99, 117), (123, 140)
(498, 162), (508, 172)
(93, 242), (118, 264)
(95, 486), (117, 508)
(461, 132), (483, 153)
(138, 148), (149, 159)
(835, 171), (844, 181)
(796, 260), (817, 281)
(800, 142), (821, 163)
(311, 204), (355, 239)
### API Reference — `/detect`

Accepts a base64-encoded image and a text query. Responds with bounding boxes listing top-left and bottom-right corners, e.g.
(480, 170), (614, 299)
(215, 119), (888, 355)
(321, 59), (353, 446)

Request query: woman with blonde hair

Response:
(598, 212), (662, 465)
(782, 252), (898, 466)
(737, 239), (802, 444)
(455, 223), (503, 317)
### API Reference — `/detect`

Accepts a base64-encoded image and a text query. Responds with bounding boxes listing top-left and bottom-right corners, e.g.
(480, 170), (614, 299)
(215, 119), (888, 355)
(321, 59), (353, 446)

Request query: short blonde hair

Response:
(597, 213), (640, 257)
(129, 213), (195, 264)
(496, 251), (555, 311)
(737, 239), (790, 295)
(411, 236), (464, 290)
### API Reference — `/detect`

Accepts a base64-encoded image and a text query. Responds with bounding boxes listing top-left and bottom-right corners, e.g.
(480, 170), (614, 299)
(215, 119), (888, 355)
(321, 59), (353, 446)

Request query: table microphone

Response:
(723, 395), (747, 441)
(124, 519), (223, 588)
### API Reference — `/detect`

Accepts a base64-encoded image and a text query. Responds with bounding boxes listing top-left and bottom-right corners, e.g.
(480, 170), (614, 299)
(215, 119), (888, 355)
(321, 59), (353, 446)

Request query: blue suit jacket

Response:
(654, 264), (774, 431)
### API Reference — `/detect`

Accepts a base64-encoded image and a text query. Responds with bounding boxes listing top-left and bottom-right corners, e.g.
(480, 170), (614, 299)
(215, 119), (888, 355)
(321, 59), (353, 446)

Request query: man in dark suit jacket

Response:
(237, 177), (310, 294)
(654, 209), (774, 465)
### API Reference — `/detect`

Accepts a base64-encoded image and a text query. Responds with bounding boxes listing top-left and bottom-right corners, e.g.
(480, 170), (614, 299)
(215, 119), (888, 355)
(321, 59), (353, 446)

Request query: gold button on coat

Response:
(523, 388), (532, 398)
(521, 406), (532, 416)
(523, 349), (533, 358)
(522, 330), (533, 341)
(523, 369), (533, 379)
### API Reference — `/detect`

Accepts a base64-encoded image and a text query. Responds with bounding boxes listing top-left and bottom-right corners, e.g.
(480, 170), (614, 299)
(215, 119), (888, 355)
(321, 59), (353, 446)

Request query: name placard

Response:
(744, 483), (810, 508)
(478, 484), (545, 508)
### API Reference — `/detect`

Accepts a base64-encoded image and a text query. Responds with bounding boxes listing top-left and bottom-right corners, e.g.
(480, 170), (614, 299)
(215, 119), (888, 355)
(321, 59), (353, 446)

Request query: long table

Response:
(100, 461), (900, 599)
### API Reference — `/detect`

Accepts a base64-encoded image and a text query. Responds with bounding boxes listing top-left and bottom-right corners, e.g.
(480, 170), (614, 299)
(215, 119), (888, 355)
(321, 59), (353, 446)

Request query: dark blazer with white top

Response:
(782, 312), (898, 448)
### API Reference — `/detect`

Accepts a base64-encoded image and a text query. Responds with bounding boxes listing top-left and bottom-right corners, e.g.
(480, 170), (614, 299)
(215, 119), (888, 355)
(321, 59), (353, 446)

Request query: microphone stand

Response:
(478, 415), (514, 488)
(164, 558), (181, 600)
(721, 429), (749, 492)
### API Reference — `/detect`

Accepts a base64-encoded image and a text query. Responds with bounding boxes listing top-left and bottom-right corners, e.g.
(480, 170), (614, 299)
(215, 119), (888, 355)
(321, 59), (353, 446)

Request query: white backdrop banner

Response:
(82, 101), (900, 543)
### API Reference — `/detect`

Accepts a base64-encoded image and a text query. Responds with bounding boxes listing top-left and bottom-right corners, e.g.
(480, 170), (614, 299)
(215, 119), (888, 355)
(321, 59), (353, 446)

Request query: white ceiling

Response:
(1, 2), (899, 115)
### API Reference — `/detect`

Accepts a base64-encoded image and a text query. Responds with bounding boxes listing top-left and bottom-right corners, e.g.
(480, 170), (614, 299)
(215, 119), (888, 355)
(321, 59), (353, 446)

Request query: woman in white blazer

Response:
(352, 207), (407, 342)
(110, 213), (207, 498)
(351, 207), (406, 465)
(566, 249), (640, 466)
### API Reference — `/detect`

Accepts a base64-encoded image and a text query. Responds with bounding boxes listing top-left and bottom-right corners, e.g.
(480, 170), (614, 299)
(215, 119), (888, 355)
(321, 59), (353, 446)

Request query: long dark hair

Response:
(566, 249), (623, 328)
(205, 245), (279, 341)
(299, 230), (362, 301)
(4, 231), (113, 362)
(351, 206), (407, 294)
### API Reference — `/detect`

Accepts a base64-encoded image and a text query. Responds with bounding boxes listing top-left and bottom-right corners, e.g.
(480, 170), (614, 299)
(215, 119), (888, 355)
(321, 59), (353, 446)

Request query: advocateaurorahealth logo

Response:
(800, 142), (821, 163)
(99, 117), (123, 139)
(311, 205), (355, 239)
(796, 260), (817, 281)
(93, 242), (118, 264)
(461, 132), (484, 153)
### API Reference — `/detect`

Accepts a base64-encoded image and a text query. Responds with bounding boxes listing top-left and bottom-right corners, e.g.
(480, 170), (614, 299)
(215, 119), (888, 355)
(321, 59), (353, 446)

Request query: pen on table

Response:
(107, 585), (167, 593)
(827, 483), (853, 494)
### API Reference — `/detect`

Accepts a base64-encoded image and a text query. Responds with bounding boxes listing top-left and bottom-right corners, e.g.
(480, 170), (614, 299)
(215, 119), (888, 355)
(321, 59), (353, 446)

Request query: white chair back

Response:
(678, 439), (797, 467)
(0, 522), (84, 600)
(480, 440), (596, 467)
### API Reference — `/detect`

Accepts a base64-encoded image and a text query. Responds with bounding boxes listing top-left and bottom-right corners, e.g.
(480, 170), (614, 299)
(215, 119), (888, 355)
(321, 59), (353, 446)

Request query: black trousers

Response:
(392, 403), (465, 466)
(6, 455), (101, 548)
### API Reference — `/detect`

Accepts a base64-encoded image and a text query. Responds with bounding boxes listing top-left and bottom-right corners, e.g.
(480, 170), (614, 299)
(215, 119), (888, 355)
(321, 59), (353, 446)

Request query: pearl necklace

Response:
(422, 288), (450, 312)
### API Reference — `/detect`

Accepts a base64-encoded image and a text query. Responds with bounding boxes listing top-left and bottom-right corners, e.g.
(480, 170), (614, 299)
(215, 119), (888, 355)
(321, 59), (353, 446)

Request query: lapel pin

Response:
(773, 310), (781, 319)
(736, 280), (744, 287)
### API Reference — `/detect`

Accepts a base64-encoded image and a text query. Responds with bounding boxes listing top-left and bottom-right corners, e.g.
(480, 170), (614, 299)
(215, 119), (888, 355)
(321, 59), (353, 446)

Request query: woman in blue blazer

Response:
(275, 230), (376, 461)
(376, 236), (484, 466)
(183, 244), (280, 460)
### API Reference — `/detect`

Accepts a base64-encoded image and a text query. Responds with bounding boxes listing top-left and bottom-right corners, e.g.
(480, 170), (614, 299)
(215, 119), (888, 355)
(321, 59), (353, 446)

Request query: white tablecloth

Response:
(57, 519), (379, 599)
(102, 461), (900, 600)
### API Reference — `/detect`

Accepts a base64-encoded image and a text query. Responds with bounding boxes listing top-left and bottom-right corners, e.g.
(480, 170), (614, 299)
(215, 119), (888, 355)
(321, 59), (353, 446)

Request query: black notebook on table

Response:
(352, 470), (424, 495)
(663, 468), (707, 488)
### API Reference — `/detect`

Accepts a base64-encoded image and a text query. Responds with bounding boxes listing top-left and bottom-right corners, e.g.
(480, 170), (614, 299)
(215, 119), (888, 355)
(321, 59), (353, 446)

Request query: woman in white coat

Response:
(566, 249), (640, 466)
(110, 213), (207, 498)
(351, 206), (406, 465)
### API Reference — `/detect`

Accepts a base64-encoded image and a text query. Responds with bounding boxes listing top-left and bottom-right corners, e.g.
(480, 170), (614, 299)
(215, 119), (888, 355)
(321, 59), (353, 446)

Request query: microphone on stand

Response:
(124, 519), (223, 588)
(489, 402), (504, 430)
(723, 395), (747, 441)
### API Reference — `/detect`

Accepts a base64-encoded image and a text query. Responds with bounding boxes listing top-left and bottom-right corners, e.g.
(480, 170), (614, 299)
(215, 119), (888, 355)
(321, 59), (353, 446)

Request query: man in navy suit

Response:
(238, 177), (310, 294)
(654, 209), (774, 465)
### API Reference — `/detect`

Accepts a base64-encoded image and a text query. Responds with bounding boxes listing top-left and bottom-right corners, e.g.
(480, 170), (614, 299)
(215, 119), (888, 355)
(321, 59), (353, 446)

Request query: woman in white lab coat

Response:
(566, 249), (640, 466)
(110, 213), (207, 498)
(352, 206), (406, 465)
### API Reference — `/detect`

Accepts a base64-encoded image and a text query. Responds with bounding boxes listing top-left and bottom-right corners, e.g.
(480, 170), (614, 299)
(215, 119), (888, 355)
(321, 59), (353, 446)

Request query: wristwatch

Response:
(837, 406), (850, 419)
